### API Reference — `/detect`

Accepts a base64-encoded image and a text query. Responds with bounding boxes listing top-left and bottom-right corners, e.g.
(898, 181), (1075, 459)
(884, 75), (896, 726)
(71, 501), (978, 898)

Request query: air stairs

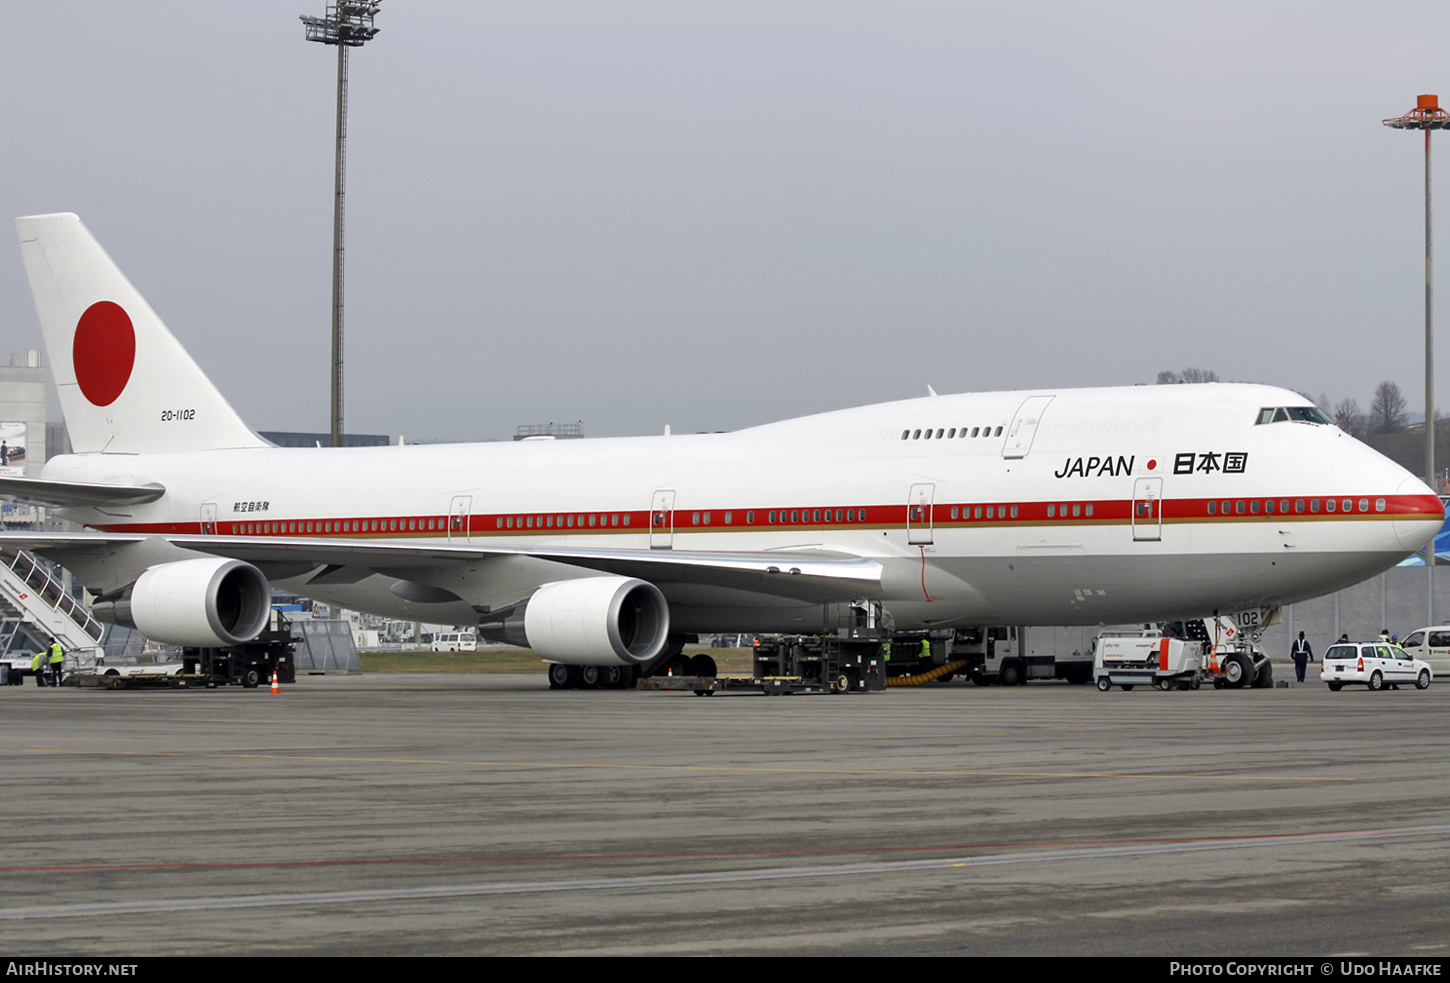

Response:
(0, 548), (105, 663)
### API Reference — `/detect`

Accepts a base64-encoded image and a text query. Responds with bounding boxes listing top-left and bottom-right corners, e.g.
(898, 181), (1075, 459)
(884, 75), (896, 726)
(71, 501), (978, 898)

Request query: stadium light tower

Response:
(1384, 94), (1450, 619)
(301, 1), (381, 448)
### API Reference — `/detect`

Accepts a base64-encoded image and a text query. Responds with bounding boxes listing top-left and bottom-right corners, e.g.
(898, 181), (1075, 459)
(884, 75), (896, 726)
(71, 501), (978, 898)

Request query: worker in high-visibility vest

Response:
(47, 640), (64, 687)
(30, 651), (45, 687)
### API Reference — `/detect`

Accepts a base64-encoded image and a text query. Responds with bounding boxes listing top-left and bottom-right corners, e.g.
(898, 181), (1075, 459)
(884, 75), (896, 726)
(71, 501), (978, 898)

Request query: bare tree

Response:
(1157, 367), (1220, 385)
(1334, 397), (1366, 436)
(1368, 381), (1408, 435)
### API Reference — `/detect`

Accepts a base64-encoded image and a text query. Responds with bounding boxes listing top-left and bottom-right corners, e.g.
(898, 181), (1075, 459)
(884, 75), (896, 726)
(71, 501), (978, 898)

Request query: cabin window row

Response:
(233, 518), (442, 535)
(647, 509), (873, 526)
(949, 505), (1019, 520)
(497, 513), (630, 529)
(901, 426), (1004, 441)
(1046, 503), (1094, 518)
(1204, 498), (1385, 515)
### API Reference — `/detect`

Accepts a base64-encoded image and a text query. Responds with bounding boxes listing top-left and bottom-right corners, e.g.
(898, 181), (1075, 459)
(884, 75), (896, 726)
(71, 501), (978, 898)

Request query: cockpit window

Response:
(1256, 406), (1331, 426)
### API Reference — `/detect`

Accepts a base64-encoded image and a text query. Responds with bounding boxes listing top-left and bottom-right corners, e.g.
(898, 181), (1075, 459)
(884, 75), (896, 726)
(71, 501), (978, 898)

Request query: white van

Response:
(1399, 627), (1450, 677)
(430, 632), (477, 652)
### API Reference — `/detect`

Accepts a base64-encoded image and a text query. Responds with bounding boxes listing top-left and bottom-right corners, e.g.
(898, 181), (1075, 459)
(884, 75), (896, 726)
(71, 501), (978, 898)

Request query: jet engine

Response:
(482, 576), (670, 666)
(92, 557), (271, 648)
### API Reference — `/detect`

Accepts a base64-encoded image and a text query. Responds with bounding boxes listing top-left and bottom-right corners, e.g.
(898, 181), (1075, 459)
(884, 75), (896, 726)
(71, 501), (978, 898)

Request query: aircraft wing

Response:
(0, 532), (884, 603)
(0, 477), (166, 509)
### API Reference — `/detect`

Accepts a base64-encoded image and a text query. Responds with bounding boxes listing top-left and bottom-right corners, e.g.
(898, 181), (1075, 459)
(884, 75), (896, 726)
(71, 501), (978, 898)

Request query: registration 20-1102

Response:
(160, 409), (196, 422)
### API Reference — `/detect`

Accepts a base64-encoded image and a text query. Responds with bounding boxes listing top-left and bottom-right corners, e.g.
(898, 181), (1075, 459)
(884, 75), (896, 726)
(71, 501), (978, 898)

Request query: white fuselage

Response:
(42, 383), (1443, 633)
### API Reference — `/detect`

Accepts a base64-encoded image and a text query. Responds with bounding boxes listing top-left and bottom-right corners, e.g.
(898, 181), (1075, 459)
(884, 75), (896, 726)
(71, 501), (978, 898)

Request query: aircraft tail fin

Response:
(15, 213), (265, 455)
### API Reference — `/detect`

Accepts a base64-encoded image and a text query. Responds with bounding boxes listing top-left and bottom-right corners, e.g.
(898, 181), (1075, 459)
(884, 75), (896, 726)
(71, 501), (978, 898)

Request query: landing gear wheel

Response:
(1368, 670), (1384, 692)
(1418, 669), (1432, 690)
(1251, 660), (1274, 688)
(1224, 653), (1252, 689)
(1096, 676), (1111, 692)
(579, 664), (601, 690)
(601, 665), (624, 689)
(548, 663), (572, 689)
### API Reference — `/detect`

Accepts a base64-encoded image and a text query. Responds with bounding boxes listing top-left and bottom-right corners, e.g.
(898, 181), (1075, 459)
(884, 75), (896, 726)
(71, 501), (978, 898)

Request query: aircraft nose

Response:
(1393, 475), (1445, 553)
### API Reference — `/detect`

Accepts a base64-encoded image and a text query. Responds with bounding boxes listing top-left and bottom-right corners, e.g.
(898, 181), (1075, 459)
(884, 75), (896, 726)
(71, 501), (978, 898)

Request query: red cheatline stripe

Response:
(93, 493), (1441, 538)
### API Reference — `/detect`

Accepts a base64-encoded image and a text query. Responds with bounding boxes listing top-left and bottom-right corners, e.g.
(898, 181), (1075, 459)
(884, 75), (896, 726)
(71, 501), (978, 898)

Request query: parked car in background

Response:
(1398, 627), (1450, 679)
(430, 632), (477, 652)
(1320, 641), (1431, 692)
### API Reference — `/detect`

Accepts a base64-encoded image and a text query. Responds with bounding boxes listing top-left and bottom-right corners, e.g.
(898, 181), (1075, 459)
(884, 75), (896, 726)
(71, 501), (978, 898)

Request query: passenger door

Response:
(650, 490), (676, 550)
(448, 495), (472, 542)
(1131, 477), (1163, 542)
(907, 483), (934, 545)
(1002, 395), (1054, 459)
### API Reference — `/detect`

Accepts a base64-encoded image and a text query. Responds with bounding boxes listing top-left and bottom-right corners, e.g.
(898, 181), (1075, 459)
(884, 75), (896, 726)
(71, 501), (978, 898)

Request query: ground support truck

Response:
(639, 630), (889, 696)
(1091, 616), (1274, 692)
(947, 626), (1093, 686)
(181, 611), (298, 689)
(1093, 632), (1206, 691)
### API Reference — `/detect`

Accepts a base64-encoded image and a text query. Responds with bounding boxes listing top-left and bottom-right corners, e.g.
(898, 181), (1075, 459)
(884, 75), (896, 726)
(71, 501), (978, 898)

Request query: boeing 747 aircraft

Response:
(2, 213), (1441, 678)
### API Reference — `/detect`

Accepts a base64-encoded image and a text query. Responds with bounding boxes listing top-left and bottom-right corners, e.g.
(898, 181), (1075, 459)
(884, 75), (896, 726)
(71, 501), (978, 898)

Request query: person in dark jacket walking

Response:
(1291, 631), (1313, 683)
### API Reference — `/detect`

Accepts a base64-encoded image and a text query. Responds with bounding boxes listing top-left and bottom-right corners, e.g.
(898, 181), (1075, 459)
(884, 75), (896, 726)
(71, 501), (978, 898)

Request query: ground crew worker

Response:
(920, 636), (932, 663)
(47, 639), (64, 687)
(30, 651), (45, 687)
(1291, 631), (1313, 683)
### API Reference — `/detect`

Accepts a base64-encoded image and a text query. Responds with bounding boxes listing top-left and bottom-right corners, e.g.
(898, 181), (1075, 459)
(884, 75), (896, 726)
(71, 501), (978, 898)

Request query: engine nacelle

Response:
(92, 557), (271, 648)
(518, 576), (670, 666)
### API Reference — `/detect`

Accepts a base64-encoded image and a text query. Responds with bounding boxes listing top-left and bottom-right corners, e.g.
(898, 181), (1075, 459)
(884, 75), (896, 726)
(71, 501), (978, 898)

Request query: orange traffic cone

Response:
(270, 669), (280, 694)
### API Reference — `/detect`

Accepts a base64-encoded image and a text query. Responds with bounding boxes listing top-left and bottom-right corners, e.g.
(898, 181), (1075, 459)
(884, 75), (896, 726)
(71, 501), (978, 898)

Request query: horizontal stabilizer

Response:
(0, 476), (165, 509)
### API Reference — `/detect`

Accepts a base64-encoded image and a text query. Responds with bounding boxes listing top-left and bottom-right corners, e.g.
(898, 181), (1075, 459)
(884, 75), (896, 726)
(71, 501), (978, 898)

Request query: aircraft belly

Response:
(916, 549), (1410, 626)
(273, 573), (480, 627)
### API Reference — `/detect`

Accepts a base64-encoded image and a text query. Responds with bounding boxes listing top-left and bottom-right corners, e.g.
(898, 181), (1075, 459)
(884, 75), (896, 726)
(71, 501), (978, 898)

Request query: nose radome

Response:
(1394, 475), (1445, 553)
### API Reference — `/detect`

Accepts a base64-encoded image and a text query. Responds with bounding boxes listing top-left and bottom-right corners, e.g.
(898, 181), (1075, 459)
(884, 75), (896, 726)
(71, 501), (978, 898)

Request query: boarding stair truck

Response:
(0, 547), (106, 684)
(953, 625), (1093, 685)
(1093, 631), (1207, 691)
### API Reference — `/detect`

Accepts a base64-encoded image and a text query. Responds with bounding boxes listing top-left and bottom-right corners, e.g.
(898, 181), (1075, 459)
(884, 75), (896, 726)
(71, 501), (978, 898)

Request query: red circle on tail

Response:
(73, 301), (136, 407)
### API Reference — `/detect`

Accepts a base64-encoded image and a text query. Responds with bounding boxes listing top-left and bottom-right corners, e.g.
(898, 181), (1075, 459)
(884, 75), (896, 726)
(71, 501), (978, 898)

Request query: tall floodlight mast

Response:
(1384, 94), (1450, 621)
(301, 1), (381, 448)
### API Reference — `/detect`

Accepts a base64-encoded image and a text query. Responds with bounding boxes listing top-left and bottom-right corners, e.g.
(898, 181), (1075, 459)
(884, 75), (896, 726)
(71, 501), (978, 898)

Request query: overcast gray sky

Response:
(3, 1), (1448, 441)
